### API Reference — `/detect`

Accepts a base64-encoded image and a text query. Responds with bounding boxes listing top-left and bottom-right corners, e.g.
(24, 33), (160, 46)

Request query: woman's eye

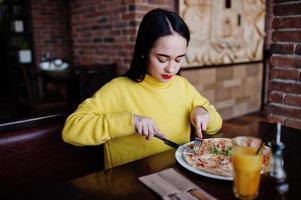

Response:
(158, 57), (168, 63)
(175, 57), (183, 63)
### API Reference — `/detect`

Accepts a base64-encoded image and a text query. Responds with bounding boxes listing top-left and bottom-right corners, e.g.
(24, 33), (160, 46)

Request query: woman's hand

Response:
(133, 114), (165, 140)
(190, 107), (210, 138)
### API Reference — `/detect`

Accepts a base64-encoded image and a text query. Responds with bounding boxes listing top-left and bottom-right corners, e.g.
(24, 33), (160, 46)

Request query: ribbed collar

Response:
(142, 74), (172, 89)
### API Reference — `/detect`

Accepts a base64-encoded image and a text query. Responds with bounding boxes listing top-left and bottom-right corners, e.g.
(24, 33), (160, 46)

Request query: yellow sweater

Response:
(62, 74), (222, 169)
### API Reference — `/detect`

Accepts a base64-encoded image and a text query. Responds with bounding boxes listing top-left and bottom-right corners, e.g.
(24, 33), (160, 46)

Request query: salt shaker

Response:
(262, 123), (289, 200)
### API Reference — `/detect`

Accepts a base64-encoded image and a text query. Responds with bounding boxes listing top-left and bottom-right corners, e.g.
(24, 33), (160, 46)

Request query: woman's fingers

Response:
(195, 120), (203, 138)
(146, 124), (155, 140)
(201, 120), (207, 131)
(195, 116), (204, 133)
(135, 123), (143, 135)
(134, 114), (162, 140)
(142, 125), (149, 136)
(191, 107), (210, 139)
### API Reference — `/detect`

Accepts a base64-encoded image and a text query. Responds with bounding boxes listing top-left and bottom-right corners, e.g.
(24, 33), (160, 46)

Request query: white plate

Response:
(175, 142), (233, 181)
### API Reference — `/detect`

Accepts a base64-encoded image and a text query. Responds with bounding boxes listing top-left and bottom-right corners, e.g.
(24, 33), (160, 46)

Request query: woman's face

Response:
(147, 34), (187, 83)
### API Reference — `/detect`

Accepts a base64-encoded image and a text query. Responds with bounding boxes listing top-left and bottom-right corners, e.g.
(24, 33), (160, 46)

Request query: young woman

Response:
(62, 8), (222, 169)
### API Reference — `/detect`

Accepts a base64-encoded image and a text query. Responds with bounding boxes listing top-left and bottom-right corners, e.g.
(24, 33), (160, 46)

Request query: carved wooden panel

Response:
(179, 0), (266, 67)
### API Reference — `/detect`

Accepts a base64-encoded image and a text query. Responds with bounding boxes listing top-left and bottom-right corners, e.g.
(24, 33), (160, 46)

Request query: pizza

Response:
(182, 138), (271, 177)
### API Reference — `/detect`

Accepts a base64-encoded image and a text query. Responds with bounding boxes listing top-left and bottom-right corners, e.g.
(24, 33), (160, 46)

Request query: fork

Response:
(193, 138), (203, 153)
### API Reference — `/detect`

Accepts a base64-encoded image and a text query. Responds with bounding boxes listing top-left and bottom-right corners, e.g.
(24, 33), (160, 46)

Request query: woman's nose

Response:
(164, 62), (174, 73)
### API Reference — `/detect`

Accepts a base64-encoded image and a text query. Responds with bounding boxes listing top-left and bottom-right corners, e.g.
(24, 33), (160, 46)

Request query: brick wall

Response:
(266, 0), (301, 129)
(30, 0), (264, 121)
(31, 0), (72, 67)
(69, 0), (264, 120)
(70, 0), (174, 74)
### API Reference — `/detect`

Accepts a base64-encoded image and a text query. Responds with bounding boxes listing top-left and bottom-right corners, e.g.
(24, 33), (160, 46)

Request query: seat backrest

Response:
(76, 63), (118, 101)
(0, 122), (104, 188)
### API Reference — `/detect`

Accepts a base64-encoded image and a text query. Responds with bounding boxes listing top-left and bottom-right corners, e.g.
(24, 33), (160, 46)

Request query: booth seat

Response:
(0, 117), (104, 194)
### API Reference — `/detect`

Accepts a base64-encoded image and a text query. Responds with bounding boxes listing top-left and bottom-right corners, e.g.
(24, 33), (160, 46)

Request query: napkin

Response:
(138, 168), (217, 200)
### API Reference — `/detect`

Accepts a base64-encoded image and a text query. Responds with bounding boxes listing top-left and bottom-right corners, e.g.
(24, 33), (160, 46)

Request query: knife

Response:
(154, 134), (180, 149)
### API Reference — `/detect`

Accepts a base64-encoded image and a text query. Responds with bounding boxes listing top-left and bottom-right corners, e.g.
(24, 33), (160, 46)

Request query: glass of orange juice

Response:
(232, 136), (263, 200)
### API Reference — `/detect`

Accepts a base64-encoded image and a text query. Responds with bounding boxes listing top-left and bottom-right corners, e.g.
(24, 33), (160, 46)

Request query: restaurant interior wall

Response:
(31, 0), (72, 68)
(28, 0), (265, 122)
(266, 0), (301, 129)
(2, 0), (300, 131)
(181, 63), (263, 120)
(29, 0), (74, 114)
(70, 0), (174, 74)
(6, 0), (301, 130)
(65, 0), (263, 119)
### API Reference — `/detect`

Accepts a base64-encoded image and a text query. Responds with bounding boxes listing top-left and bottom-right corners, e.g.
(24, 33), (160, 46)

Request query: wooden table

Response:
(9, 121), (301, 199)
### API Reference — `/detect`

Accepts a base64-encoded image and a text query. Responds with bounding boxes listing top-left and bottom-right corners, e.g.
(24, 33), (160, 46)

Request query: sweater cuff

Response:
(205, 107), (222, 135)
(108, 112), (135, 139)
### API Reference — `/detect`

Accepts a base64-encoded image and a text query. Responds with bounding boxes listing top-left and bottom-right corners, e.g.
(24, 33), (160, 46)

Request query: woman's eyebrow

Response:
(176, 54), (186, 58)
(156, 53), (186, 58)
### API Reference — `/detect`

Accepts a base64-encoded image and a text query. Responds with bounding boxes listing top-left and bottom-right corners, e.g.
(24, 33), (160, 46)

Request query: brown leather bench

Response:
(0, 115), (104, 197)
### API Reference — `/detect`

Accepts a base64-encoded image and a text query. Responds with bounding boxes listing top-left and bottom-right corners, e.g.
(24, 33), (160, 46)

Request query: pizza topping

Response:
(182, 138), (271, 177)
(209, 139), (232, 156)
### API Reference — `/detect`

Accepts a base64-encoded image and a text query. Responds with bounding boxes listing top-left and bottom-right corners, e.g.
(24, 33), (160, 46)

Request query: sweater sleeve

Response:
(62, 81), (136, 146)
(186, 80), (223, 135)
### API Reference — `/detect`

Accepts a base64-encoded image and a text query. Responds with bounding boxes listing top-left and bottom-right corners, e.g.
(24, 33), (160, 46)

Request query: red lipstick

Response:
(161, 74), (172, 79)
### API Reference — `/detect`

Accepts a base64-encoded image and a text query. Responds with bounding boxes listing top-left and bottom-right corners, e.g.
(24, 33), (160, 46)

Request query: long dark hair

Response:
(124, 8), (190, 82)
